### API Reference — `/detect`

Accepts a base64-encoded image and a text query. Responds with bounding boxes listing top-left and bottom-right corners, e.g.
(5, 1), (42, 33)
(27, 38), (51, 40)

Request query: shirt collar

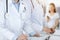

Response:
(12, 0), (20, 4)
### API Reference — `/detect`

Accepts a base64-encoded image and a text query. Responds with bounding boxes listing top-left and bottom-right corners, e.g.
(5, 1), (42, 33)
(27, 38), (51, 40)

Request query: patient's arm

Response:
(43, 18), (59, 34)
(51, 19), (59, 29)
(49, 19), (59, 34)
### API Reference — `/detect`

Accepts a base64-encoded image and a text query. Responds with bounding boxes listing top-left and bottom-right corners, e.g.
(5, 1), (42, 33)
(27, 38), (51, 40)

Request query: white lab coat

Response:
(0, 0), (35, 40)
(0, 0), (13, 40)
(31, 0), (44, 33)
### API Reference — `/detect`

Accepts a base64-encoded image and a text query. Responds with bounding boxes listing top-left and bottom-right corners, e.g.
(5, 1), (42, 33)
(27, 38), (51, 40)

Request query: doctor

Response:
(0, 0), (38, 40)
(6, 0), (38, 40)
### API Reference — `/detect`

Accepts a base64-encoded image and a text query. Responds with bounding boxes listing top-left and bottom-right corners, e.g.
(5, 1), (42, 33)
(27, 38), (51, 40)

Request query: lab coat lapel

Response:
(9, 3), (20, 17)
(19, 2), (25, 14)
(11, 2), (25, 16)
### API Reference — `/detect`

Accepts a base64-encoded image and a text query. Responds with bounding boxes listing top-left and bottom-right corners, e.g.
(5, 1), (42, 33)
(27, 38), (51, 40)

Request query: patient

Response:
(43, 3), (59, 34)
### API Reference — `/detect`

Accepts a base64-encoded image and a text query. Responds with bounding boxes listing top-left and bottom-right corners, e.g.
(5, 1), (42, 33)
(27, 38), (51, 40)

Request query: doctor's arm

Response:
(17, 19), (39, 40)
(0, 14), (18, 40)
(0, 18), (17, 40)
(0, 27), (18, 40)
(22, 2), (40, 37)
(23, 19), (40, 37)
(0, 7), (18, 40)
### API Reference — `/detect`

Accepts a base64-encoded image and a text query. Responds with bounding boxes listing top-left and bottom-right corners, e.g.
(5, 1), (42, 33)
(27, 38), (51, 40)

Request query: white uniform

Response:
(31, 0), (44, 33)
(0, 0), (36, 40)
(0, 1), (8, 40)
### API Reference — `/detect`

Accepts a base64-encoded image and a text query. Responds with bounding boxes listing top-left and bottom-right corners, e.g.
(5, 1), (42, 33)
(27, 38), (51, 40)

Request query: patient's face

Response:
(49, 5), (55, 12)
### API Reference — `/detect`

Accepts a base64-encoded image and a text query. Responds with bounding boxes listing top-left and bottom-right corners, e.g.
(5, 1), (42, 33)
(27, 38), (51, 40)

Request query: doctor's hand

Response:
(17, 34), (28, 40)
(33, 33), (40, 37)
(43, 27), (52, 34)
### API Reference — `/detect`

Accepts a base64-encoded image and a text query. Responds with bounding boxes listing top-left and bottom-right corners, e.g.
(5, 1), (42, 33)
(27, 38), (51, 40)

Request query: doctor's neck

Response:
(13, 0), (20, 3)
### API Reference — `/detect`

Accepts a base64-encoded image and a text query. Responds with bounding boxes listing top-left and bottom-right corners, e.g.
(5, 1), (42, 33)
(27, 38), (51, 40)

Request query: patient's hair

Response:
(49, 3), (56, 13)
